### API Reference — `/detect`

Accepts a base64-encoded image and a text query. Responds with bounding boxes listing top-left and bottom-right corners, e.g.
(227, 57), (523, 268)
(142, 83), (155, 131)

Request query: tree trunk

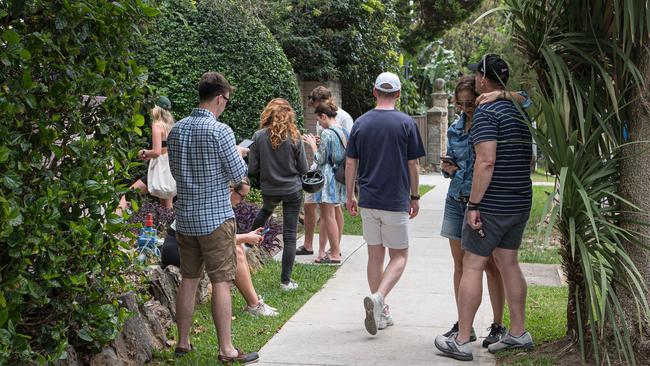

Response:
(620, 42), (650, 357)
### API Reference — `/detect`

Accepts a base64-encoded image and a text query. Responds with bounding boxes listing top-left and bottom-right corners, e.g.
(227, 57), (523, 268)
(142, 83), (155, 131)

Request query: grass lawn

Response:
(519, 186), (561, 264)
(531, 168), (553, 183)
(153, 261), (337, 365)
(499, 286), (569, 365)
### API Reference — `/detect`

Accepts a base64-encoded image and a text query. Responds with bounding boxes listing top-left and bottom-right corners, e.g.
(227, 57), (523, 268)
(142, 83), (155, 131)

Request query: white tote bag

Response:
(147, 153), (176, 199)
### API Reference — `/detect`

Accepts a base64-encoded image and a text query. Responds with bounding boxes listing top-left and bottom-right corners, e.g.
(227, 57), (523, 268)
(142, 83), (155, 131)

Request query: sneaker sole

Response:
(434, 338), (473, 361)
(488, 343), (534, 354)
(363, 296), (378, 335)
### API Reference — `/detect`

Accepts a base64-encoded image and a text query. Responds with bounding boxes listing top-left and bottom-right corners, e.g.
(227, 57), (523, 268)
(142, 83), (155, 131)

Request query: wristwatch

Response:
(410, 194), (420, 201)
(467, 201), (480, 211)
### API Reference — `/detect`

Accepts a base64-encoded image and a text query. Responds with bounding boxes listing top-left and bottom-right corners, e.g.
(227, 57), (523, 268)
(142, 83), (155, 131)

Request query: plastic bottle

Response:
(136, 213), (159, 261)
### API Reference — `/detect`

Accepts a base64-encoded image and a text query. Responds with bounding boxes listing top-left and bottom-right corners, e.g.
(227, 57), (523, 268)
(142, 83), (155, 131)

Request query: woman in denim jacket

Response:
(440, 76), (532, 347)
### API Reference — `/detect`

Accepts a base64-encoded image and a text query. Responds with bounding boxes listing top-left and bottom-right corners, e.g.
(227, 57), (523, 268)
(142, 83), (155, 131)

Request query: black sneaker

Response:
(482, 323), (507, 348)
(443, 322), (476, 342)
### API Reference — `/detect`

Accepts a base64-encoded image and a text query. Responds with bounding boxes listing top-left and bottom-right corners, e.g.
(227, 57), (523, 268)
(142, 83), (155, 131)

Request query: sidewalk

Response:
(261, 176), (496, 365)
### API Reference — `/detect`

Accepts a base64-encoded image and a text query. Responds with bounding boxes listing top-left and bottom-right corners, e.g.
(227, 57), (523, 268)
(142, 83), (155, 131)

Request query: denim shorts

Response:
(440, 196), (466, 240)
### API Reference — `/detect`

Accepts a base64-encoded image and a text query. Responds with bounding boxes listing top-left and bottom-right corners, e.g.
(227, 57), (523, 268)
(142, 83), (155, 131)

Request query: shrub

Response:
(139, 0), (304, 141)
(234, 202), (282, 252)
(0, 1), (157, 363)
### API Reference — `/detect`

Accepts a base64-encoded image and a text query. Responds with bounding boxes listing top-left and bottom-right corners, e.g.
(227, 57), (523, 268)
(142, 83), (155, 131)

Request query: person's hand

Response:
(237, 146), (249, 158)
(476, 90), (503, 105)
(302, 134), (318, 151)
(243, 231), (263, 245)
(409, 199), (419, 219)
(467, 210), (482, 230)
(347, 197), (358, 216)
(441, 161), (458, 175)
(315, 135), (321, 145)
(139, 149), (149, 161)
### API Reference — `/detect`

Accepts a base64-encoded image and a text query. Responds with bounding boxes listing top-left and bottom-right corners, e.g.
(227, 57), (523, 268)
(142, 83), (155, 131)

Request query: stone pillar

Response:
(297, 77), (342, 136)
(426, 78), (449, 172)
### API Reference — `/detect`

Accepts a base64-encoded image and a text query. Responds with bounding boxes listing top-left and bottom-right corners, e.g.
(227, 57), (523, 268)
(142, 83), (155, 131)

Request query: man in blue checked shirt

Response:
(167, 72), (258, 364)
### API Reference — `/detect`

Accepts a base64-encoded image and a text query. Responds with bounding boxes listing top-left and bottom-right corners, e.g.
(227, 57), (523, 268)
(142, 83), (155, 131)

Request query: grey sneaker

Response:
(363, 293), (383, 335)
(482, 323), (507, 347)
(378, 304), (394, 330)
(280, 279), (299, 291)
(442, 322), (477, 342)
(487, 331), (535, 354)
(244, 299), (278, 317)
(434, 333), (473, 361)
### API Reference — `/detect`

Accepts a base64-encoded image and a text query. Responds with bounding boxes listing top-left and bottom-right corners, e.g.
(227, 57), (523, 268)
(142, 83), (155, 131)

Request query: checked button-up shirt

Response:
(167, 108), (247, 236)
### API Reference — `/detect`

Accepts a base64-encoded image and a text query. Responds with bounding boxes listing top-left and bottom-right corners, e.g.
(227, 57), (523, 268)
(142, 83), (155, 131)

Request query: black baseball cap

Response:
(468, 54), (509, 85)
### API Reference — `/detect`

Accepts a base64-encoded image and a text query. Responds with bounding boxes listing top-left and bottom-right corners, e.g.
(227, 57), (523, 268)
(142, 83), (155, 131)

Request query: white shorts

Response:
(360, 208), (409, 249)
(304, 192), (317, 204)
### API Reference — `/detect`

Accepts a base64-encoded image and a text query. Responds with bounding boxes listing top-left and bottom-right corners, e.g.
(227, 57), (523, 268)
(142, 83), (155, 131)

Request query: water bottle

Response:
(136, 213), (159, 261)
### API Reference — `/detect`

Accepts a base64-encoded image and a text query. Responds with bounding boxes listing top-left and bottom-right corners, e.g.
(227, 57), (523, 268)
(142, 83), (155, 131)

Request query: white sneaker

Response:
(378, 304), (394, 330)
(363, 292), (383, 335)
(244, 299), (278, 317)
(257, 295), (277, 312)
(280, 279), (299, 291)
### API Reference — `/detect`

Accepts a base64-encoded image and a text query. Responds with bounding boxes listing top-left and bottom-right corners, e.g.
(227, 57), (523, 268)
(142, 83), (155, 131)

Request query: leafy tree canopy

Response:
(255, 0), (401, 118)
(396, 0), (483, 54)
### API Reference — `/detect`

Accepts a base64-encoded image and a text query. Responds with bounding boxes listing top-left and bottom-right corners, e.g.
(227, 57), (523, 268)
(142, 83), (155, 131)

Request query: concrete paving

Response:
(260, 177), (497, 365)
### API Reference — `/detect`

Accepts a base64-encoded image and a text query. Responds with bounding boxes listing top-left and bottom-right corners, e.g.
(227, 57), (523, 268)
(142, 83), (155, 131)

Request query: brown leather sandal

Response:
(218, 348), (259, 364)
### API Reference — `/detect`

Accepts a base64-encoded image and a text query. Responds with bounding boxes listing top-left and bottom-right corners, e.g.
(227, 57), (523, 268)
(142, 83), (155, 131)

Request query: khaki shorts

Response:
(176, 219), (237, 283)
(360, 208), (409, 249)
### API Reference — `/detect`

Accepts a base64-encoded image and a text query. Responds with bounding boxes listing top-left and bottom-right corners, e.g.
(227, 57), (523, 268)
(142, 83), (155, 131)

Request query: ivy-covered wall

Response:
(140, 0), (304, 141)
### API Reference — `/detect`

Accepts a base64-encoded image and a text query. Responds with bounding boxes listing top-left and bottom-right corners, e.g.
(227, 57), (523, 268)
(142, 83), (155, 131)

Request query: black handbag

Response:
(327, 128), (347, 185)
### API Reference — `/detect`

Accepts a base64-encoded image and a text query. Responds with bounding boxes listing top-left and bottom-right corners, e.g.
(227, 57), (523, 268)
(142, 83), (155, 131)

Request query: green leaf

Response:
(132, 113), (145, 127)
(19, 49), (31, 60)
(2, 30), (20, 45)
(84, 180), (102, 192)
(142, 5), (161, 17)
(8, 208), (23, 226)
(78, 329), (93, 342)
(3, 171), (21, 189)
(0, 146), (10, 163)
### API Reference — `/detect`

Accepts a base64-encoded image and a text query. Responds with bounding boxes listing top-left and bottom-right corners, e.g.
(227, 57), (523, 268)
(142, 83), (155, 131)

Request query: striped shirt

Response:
(470, 100), (532, 215)
(167, 108), (248, 236)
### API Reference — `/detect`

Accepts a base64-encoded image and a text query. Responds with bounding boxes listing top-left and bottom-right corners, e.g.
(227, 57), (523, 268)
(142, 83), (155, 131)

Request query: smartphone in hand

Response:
(441, 156), (458, 166)
(260, 227), (271, 236)
(238, 139), (254, 149)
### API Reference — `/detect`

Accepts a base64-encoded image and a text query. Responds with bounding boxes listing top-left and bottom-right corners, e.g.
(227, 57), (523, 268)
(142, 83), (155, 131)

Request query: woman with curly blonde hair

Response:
(249, 98), (308, 290)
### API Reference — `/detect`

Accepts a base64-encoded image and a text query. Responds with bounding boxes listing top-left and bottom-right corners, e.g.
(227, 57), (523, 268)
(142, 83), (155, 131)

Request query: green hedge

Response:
(0, 1), (157, 363)
(140, 0), (304, 141)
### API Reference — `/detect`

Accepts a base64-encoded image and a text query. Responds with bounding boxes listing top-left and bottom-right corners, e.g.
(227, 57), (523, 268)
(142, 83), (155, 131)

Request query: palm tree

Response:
(502, 0), (650, 364)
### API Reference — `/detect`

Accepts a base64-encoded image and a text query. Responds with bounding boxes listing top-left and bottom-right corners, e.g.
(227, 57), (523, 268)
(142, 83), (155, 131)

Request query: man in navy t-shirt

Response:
(345, 72), (426, 336)
(435, 55), (535, 361)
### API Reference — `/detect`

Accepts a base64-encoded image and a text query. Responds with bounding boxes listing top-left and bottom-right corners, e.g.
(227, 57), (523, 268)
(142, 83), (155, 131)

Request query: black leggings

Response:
(251, 190), (303, 284)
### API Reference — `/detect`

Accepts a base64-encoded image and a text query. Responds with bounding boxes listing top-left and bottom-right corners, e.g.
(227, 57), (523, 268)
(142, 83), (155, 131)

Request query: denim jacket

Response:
(445, 113), (474, 199)
(445, 92), (532, 199)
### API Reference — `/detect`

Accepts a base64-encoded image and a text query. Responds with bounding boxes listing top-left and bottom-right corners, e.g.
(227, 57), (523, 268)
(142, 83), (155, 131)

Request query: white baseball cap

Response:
(374, 72), (401, 92)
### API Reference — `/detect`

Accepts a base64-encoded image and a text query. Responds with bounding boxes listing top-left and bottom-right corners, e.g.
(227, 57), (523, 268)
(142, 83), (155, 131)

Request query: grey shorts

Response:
(461, 211), (529, 257)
